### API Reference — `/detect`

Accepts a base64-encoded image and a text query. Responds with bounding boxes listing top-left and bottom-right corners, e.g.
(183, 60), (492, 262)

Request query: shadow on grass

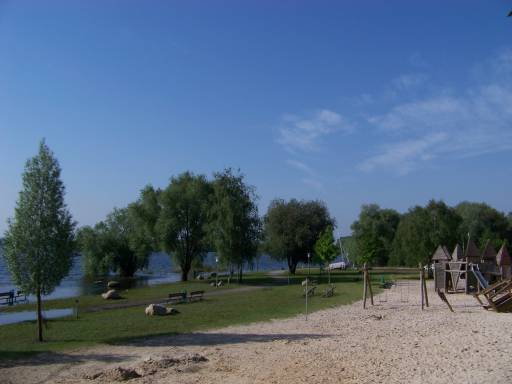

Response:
(106, 331), (333, 348)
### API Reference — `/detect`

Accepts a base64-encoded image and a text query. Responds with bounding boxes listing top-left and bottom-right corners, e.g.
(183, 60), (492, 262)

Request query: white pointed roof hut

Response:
(451, 244), (463, 261)
(432, 245), (450, 262)
(496, 243), (511, 266)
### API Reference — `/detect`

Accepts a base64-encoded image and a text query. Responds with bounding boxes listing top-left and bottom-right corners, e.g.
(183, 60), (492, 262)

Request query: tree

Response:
(3, 140), (75, 341)
(264, 199), (334, 274)
(390, 200), (460, 266)
(78, 206), (153, 277)
(455, 202), (509, 250)
(157, 172), (212, 281)
(209, 169), (262, 283)
(351, 204), (400, 266)
(314, 226), (338, 284)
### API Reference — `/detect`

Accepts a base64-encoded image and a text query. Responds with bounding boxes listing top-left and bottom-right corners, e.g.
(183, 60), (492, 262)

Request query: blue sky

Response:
(1, 0), (512, 235)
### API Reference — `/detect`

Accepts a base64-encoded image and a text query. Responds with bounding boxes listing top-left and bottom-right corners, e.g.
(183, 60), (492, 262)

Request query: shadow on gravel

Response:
(107, 331), (333, 348)
(0, 350), (128, 368)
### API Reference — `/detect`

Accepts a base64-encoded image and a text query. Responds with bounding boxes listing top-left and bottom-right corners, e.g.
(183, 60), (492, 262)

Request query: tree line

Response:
(76, 171), (338, 282)
(350, 200), (512, 267)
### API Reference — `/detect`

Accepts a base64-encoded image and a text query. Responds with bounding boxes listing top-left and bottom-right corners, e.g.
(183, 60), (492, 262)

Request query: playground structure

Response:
(433, 238), (512, 312)
(361, 263), (429, 310)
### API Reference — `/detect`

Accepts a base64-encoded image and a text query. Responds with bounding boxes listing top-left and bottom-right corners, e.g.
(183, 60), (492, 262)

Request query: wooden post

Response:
(363, 263), (368, 309)
(367, 268), (374, 306)
(423, 266), (429, 307)
(419, 263), (425, 310)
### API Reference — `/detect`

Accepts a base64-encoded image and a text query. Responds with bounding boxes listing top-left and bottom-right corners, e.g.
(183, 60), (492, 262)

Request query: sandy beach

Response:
(2, 281), (512, 384)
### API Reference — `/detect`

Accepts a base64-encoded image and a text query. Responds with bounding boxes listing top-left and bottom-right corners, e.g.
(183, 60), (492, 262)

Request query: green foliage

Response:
(455, 201), (509, 250)
(3, 140), (75, 341)
(314, 226), (338, 265)
(209, 169), (262, 282)
(78, 206), (153, 277)
(264, 199), (334, 274)
(351, 204), (400, 266)
(157, 172), (212, 281)
(3, 140), (76, 295)
(314, 226), (338, 284)
(389, 200), (460, 266)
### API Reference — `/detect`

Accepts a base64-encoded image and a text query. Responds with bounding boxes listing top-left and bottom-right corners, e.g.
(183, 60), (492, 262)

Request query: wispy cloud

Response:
(286, 159), (314, 176)
(359, 49), (512, 174)
(391, 73), (428, 90)
(277, 109), (352, 153)
(359, 132), (448, 175)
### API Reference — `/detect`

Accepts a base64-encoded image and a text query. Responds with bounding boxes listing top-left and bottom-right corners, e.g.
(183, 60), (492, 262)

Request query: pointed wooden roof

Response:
(452, 244), (463, 261)
(496, 243), (511, 266)
(481, 242), (497, 262)
(465, 239), (481, 262)
(432, 245), (450, 261)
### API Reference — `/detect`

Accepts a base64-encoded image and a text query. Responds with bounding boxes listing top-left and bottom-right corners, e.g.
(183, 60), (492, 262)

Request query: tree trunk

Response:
(287, 256), (297, 275)
(181, 269), (189, 281)
(238, 264), (243, 283)
(36, 288), (43, 342)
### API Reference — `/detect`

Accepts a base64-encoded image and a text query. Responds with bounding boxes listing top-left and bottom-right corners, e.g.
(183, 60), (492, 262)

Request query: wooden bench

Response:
(188, 290), (204, 302)
(14, 290), (28, 303)
(323, 285), (335, 298)
(168, 292), (187, 304)
(0, 291), (14, 306)
(303, 286), (316, 297)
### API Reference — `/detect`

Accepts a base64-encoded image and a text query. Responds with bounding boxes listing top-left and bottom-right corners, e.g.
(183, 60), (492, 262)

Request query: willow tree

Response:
(209, 169), (262, 283)
(3, 140), (75, 341)
(157, 172), (212, 281)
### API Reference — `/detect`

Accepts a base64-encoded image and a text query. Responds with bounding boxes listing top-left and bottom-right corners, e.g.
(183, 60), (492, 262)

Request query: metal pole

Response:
(215, 257), (219, 287)
(306, 252), (311, 321)
(305, 274), (308, 321)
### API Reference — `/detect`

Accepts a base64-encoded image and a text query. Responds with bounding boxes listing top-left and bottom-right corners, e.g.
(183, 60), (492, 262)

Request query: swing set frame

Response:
(361, 263), (429, 310)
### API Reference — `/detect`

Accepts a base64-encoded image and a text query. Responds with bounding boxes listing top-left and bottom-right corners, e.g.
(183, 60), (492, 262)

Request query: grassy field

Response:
(0, 269), (402, 360)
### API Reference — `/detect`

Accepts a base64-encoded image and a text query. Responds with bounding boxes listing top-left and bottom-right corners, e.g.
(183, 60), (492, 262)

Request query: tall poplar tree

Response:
(3, 140), (75, 341)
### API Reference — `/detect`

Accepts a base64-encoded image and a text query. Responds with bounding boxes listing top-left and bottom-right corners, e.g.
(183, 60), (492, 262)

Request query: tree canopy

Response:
(3, 140), (75, 341)
(314, 225), (338, 284)
(209, 169), (262, 282)
(264, 199), (334, 274)
(77, 186), (159, 277)
(351, 204), (400, 266)
(157, 172), (212, 281)
(455, 201), (509, 250)
(389, 200), (461, 266)
(78, 206), (154, 277)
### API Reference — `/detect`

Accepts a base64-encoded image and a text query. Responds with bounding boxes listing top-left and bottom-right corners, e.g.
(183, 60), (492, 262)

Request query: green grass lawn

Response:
(0, 269), (394, 361)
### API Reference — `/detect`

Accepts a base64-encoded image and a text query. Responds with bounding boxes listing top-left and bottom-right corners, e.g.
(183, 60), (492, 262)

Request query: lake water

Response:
(0, 248), (286, 301)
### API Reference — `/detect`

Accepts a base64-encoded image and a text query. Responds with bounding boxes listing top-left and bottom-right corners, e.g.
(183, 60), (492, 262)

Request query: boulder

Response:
(145, 304), (179, 316)
(107, 281), (120, 289)
(102, 289), (121, 300)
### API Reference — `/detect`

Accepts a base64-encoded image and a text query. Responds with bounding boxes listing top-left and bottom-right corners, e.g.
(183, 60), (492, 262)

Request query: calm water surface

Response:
(0, 249), (286, 301)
